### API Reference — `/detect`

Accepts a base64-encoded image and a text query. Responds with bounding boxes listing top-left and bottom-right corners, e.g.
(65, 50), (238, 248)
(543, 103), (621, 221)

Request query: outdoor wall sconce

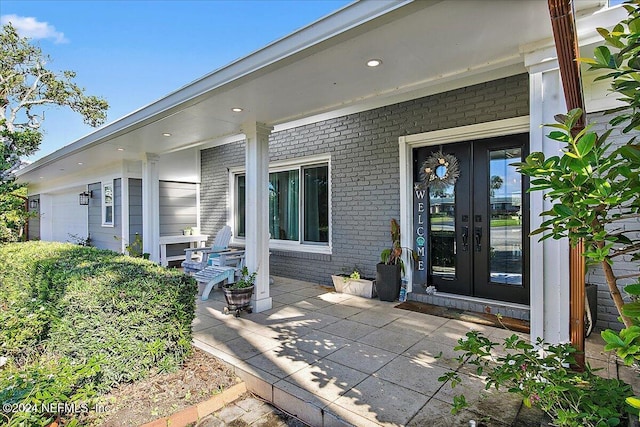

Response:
(79, 191), (92, 206)
(29, 199), (39, 209)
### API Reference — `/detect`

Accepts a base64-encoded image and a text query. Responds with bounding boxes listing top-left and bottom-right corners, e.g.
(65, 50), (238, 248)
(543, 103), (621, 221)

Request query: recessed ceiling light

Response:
(366, 59), (382, 67)
(77, 162), (83, 165)
(231, 107), (243, 112)
(162, 133), (171, 137)
(117, 148), (125, 151)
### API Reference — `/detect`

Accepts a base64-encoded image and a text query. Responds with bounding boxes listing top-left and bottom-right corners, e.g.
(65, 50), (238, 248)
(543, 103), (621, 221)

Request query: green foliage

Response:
(516, 108), (639, 257)
(515, 2), (640, 411)
(438, 331), (634, 427)
(0, 184), (30, 243)
(379, 218), (418, 274)
(114, 232), (150, 258)
(1, 356), (102, 427)
(603, 283), (640, 365)
(1, 23), (109, 240)
(581, 1), (640, 133)
(515, 0), (640, 330)
(0, 241), (197, 425)
(227, 266), (256, 290)
(0, 24), (109, 133)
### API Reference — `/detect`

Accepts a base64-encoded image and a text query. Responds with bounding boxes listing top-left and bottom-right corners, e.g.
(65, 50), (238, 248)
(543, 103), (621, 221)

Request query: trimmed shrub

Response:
(0, 241), (197, 425)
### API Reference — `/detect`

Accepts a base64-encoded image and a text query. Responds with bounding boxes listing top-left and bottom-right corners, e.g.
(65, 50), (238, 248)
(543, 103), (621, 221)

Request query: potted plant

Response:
(376, 218), (417, 302)
(222, 267), (256, 316)
(331, 268), (377, 298)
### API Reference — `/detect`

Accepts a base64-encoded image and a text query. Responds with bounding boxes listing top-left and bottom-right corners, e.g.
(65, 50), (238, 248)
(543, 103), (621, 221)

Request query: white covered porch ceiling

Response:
(19, 0), (608, 183)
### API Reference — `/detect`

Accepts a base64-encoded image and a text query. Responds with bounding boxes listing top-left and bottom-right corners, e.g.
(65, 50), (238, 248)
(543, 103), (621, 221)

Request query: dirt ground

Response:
(82, 347), (241, 427)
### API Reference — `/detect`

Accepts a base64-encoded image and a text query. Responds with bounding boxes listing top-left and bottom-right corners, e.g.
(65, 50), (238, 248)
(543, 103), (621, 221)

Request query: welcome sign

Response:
(413, 183), (427, 287)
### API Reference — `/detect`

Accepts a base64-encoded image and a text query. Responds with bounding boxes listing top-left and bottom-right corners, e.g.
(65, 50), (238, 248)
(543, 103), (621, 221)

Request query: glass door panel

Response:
(429, 184), (456, 278)
(473, 135), (529, 304)
(489, 148), (523, 286)
(414, 142), (471, 295)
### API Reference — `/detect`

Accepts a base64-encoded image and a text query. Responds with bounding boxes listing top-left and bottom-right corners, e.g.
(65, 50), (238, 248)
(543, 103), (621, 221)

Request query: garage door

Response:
(50, 192), (88, 243)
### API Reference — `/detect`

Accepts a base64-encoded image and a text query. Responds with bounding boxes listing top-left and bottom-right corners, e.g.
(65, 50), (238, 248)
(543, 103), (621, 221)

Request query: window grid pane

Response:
(303, 165), (329, 243)
(269, 170), (299, 241)
(103, 183), (114, 225)
(237, 175), (246, 238)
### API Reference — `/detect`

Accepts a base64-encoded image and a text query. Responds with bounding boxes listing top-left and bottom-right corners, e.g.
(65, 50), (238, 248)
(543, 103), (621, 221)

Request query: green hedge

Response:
(0, 241), (197, 425)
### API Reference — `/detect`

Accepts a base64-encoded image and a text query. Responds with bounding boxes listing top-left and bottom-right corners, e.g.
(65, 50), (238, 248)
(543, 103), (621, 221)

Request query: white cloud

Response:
(1, 14), (68, 44)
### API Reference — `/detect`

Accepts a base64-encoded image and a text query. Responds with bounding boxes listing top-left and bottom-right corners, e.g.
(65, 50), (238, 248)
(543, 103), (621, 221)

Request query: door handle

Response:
(461, 226), (469, 251)
(474, 227), (482, 252)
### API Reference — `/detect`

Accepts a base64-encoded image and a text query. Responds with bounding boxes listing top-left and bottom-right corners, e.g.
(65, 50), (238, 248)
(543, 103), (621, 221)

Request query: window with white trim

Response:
(102, 181), (114, 226)
(234, 161), (329, 247)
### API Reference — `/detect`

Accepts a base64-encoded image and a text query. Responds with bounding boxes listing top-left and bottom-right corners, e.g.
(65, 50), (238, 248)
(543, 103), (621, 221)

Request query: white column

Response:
(242, 122), (273, 313)
(120, 162), (130, 254)
(527, 51), (570, 344)
(142, 153), (160, 263)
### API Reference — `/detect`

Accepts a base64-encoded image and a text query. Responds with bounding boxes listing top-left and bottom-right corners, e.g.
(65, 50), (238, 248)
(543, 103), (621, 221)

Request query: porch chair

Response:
(181, 225), (232, 274)
(194, 250), (246, 301)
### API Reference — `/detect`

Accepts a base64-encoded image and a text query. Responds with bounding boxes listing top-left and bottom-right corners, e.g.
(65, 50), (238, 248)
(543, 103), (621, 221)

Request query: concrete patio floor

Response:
(192, 277), (634, 427)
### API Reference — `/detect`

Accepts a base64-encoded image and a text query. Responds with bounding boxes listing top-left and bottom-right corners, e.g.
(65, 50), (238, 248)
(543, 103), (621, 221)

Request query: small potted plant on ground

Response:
(331, 268), (377, 298)
(222, 267), (256, 317)
(376, 218), (417, 302)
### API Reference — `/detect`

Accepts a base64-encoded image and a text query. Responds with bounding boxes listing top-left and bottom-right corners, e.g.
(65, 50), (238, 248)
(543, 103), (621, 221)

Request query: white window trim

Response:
(229, 154), (332, 254)
(102, 180), (115, 227)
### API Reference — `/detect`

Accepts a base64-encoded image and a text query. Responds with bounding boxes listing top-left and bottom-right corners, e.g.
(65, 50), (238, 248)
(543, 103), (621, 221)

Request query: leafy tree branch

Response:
(0, 22), (109, 242)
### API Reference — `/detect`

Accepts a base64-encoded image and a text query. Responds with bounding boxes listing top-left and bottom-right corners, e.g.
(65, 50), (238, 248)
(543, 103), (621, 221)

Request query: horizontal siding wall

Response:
(88, 179), (122, 252)
(160, 181), (197, 257)
(129, 178), (143, 247)
(201, 74), (530, 286)
(586, 111), (640, 332)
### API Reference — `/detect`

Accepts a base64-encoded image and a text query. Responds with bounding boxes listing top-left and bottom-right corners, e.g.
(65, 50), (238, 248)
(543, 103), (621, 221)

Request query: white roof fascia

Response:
(17, 0), (420, 177)
(521, 4), (627, 67)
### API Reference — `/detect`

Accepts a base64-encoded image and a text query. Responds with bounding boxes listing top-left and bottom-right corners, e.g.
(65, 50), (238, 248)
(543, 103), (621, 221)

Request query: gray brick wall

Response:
(585, 111), (640, 332)
(201, 74), (529, 286)
(201, 142), (245, 240)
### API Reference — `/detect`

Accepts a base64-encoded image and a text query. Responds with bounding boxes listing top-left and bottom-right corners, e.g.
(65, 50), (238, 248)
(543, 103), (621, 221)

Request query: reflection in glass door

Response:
(473, 136), (528, 304)
(429, 183), (456, 278)
(489, 148), (523, 286)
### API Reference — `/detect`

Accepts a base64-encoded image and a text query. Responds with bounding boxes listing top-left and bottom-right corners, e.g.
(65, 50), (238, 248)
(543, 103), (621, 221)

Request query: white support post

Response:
(527, 51), (570, 344)
(120, 162), (130, 254)
(243, 122), (273, 313)
(142, 153), (161, 263)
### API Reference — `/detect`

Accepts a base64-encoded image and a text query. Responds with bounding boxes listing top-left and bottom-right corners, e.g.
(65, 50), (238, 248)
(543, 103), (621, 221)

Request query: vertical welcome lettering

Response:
(413, 184), (427, 286)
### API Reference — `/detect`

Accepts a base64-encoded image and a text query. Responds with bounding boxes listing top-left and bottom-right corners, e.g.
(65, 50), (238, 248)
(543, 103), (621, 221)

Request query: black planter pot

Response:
(376, 263), (401, 302)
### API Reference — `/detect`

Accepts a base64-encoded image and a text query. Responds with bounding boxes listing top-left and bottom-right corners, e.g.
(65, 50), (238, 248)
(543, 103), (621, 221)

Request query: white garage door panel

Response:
(51, 193), (87, 243)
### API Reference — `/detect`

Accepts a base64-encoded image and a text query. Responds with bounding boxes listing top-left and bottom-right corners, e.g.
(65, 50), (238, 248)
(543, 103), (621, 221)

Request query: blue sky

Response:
(1, 1), (351, 161)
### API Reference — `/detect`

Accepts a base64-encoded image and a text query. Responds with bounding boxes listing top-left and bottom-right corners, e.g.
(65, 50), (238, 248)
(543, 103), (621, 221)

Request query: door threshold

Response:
(408, 291), (530, 321)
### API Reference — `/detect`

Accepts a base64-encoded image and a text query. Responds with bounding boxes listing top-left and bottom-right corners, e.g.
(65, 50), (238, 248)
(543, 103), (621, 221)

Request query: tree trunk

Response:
(601, 253), (633, 328)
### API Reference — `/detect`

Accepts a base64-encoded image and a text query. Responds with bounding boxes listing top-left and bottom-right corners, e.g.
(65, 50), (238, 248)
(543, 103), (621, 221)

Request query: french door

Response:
(413, 133), (529, 305)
